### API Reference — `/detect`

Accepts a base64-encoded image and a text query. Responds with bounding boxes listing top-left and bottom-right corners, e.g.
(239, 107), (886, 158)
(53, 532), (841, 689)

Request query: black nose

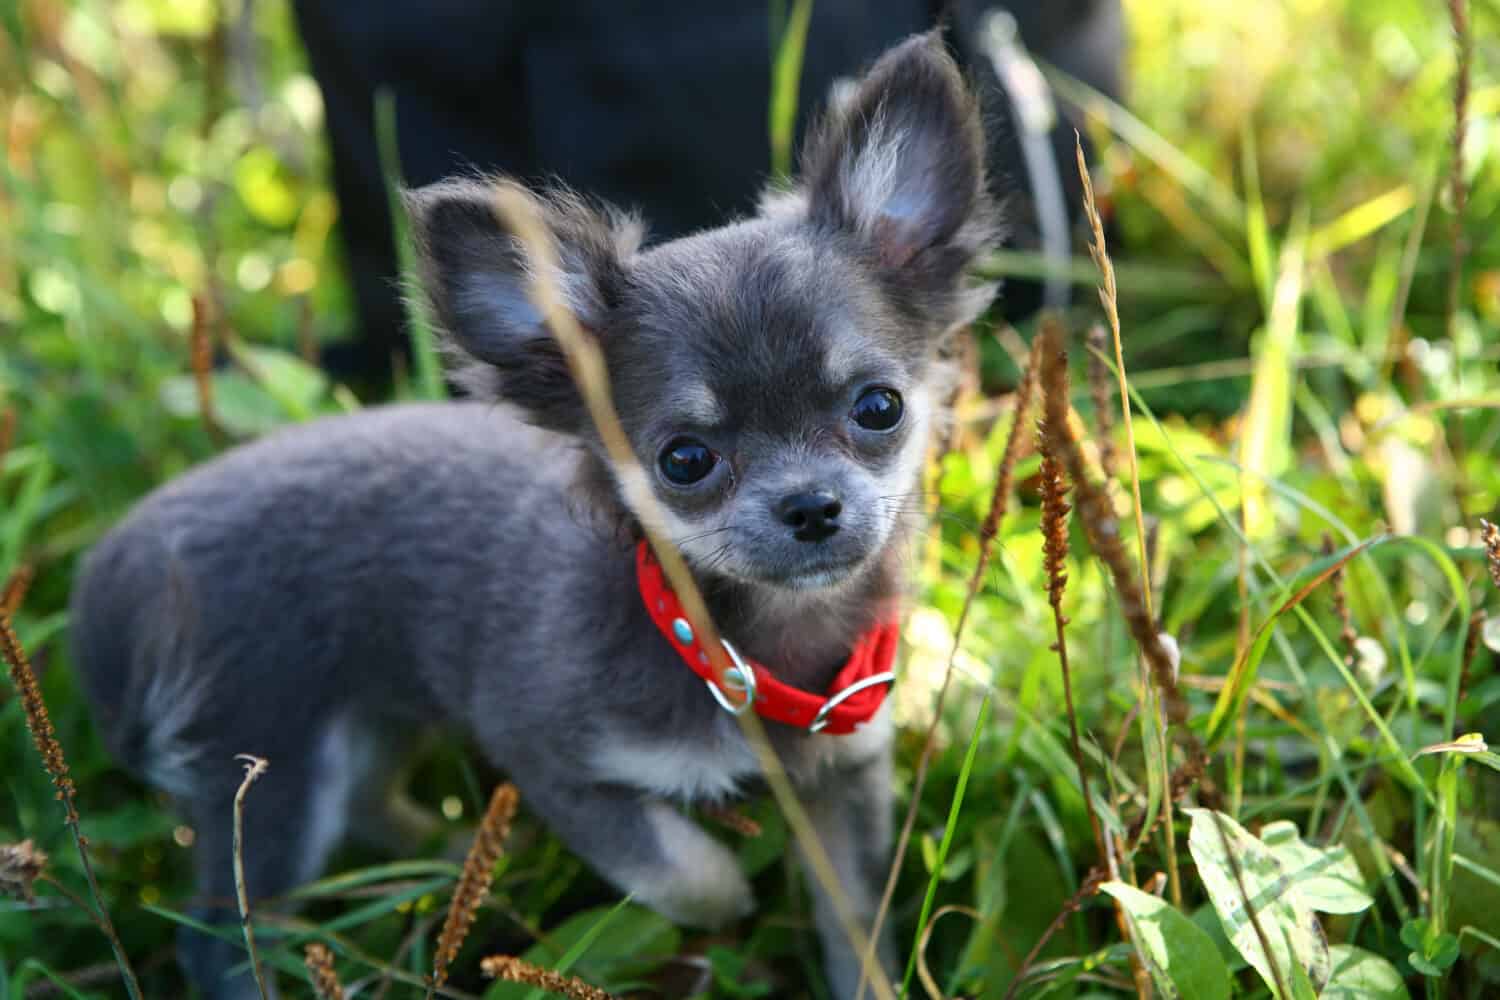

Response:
(776, 491), (842, 542)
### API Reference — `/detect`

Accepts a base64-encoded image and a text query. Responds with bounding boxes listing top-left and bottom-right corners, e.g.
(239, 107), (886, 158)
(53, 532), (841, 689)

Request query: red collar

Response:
(635, 542), (899, 735)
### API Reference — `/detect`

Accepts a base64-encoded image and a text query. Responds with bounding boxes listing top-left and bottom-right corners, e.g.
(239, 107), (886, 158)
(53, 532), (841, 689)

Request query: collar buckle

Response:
(807, 671), (897, 733)
(703, 638), (758, 715)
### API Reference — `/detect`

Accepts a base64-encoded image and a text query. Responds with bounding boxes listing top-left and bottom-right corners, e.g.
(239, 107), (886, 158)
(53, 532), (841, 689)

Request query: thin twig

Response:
(1322, 534), (1357, 666)
(190, 295), (226, 447)
(1076, 133), (1181, 910)
(1446, 0), (1472, 520)
(1002, 868), (1106, 1000)
(1085, 324), (1117, 480)
(232, 754), (272, 1000)
(488, 185), (897, 1000)
(1039, 403), (1105, 861)
(1, 563), (34, 617)
(0, 610), (143, 999)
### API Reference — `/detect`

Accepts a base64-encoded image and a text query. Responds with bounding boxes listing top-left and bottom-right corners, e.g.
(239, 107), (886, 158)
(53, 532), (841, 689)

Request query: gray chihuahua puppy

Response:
(71, 33), (998, 999)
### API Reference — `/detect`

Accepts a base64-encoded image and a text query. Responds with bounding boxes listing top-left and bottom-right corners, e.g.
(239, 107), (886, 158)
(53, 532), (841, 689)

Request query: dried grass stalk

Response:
(430, 782), (519, 990)
(0, 839), (47, 901)
(1038, 417), (1103, 859)
(1, 610), (142, 998)
(1085, 324), (1117, 479)
(702, 804), (763, 838)
(232, 754), (272, 1000)
(190, 294), (225, 446)
(1, 563), (35, 624)
(1447, 0), (1470, 340)
(0, 407), (14, 464)
(1075, 136), (1153, 623)
(1322, 534), (1357, 665)
(2, 615), (77, 819)
(1481, 518), (1500, 588)
(481, 956), (615, 1000)
(1036, 321), (1184, 723)
(304, 943), (346, 1000)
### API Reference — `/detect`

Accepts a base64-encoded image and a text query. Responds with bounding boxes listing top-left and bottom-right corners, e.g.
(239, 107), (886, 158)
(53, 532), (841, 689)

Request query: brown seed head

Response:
(0, 840), (47, 901)
(1036, 320), (1185, 722)
(303, 943), (345, 1000)
(1, 564), (33, 618)
(1, 613), (77, 821)
(480, 956), (615, 1000)
(432, 783), (519, 986)
(1481, 519), (1500, 588)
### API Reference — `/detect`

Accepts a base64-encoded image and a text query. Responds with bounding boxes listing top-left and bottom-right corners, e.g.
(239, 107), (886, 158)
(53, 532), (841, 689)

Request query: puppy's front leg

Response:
(518, 777), (755, 929)
(797, 726), (898, 999)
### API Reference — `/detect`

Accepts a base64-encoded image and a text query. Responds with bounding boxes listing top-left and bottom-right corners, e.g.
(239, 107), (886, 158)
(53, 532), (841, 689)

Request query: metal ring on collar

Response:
(808, 670), (896, 733)
(703, 638), (757, 715)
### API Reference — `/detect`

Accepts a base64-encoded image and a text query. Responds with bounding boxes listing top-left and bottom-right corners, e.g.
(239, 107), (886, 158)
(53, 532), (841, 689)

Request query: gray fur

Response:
(70, 33), (998, 1000)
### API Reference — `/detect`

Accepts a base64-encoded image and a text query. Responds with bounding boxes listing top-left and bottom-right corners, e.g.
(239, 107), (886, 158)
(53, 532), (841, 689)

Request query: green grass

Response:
(4, 0), (1500, 997)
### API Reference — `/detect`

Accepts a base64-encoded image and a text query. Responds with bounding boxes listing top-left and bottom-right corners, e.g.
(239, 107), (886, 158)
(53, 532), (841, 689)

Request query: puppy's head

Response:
(407, 33), (998, 592)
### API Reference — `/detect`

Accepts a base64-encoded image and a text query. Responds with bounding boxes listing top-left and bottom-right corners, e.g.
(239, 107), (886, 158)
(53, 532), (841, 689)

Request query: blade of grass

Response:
(374, 87), (445, 401)
(768, 0), (813, 181)
(899, 695), (991, 999)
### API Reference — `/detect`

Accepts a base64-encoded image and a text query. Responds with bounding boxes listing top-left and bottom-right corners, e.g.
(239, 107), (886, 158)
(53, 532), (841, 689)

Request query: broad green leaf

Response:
(1100, 881), (1232, 1000)
(1320, 945), (1409, 999)
(1186, 809), (1330, 997)
(1258, 821), (1373, 915)
(522, 903), (678, 984)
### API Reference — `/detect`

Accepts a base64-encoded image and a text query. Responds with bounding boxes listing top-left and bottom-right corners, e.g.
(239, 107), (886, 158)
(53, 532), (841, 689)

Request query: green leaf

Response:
(1320, 945), (1409, 999)
(1186, 809), (1330, 996)
(1400, 919), (1459, 977)
(767, 0), (813, 180)
(1100, 881), (1232, 1000)
(1257, 821), (1373, 914)
(518, 903), (678, 987)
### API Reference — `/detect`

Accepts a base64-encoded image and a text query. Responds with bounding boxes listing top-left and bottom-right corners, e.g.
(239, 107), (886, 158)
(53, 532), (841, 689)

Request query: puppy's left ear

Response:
(802, 32), (999, 324)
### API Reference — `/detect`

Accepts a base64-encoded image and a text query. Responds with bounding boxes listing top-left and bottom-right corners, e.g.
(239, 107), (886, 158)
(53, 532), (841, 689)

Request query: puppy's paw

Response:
(637, 859), (756, 929)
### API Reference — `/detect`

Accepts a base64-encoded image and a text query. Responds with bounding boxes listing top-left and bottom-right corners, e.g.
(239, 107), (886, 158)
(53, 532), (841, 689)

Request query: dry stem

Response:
(0, 609), (143, 999)
(1, 563), (34, 618)
(1322, 534), (1357, 665)
(232, 754), (272, 1000)
(190, 294), (226, 447)
(1039, 413), (1105, 861)
(1085, 324), (1117, 479)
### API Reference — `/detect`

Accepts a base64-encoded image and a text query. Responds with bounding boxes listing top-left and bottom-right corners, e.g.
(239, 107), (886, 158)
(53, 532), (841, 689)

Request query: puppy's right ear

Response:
(404, 179), (640, 433)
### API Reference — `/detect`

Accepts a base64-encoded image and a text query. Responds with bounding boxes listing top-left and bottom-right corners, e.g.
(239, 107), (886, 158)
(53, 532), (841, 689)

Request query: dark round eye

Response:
(659, 438), (719, 485)
(850, 387), (903, 431)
